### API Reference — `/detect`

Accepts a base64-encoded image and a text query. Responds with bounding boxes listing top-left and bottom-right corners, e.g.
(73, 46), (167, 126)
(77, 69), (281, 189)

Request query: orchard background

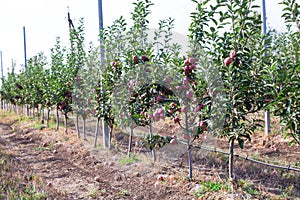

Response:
(0, 0), (299, 199)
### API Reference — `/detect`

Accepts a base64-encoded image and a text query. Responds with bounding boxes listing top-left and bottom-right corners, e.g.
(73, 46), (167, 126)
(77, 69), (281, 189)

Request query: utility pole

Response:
(23, 26), (27, 69)
(0, 51), (3, 79)
(262, 0), (271, 135)
(23, 26), (29, 116)
(0, 51), (4, 110)
(96, 0), (110, 149)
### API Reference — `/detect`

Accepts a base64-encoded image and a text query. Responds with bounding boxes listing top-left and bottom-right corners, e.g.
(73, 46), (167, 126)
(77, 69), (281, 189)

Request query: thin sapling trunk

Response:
(64, 114), (68, 133)
(149, 121), (156, 162)
(102, 120), (110, 149)
(94, 117), (100, 147)
(83, 117), (87, 140)
(75, 115), (80, 138)
(229, 138), (236, 191)
(47, 109), (50, 127)
(128, 126), (134, 157)
(185, 112), (192, 180)
(41, 107), (45, 124)
(55, 108), (59, 131)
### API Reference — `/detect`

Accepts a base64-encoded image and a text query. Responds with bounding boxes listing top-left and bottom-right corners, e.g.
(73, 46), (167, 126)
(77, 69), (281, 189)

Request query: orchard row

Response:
(0, 0), (299, 184)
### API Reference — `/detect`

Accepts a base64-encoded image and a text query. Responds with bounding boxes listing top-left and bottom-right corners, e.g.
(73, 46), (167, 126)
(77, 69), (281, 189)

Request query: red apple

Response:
(168, 109), (174, 114)
(170, 102), (177, 108)
(111, 61), (117, 67)
(264, 99), (271, 103)
(184, 58), (190, 66)
(224, 57), (233, 66)
(157, 175), (164, 181)
(183, 134), (190, 140)
(230, 50), (236, 58)
(194, 104), (204, 112)
(170, 139), (177, 145)
(141, 55), (149, 62)
(174, 117), (180, 123)
(189, 64), (196, 70)
(94, 176), (101, 182)
(184, 65), (189, 76)
(198, 121), (206, 128)
(132, 55), (139, 64)
(47, 182), (52, 187)
(188, 57), (197, 65)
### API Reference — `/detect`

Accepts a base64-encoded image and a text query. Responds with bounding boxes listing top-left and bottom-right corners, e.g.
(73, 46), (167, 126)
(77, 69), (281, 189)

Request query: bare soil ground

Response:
(0, 111), (300, 199)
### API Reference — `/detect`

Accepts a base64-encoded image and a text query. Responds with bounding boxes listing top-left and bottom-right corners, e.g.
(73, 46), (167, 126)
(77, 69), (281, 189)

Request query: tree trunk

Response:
(185, 112), (192, 180)
(25, 104), (29, 117)
(3, 100), (6, 111)
(108, 125), (114, 149)
(83, 117), (87, 140)
(55, 108), (59, 131)
(188, 146), (192, 180)
(265, 110), (271, 134)
(47, 109), (50, 127)
(32, 107), (35, 119)
(75, 115), (80, 138)
(128, 127), (134, 157)
(64, 114), (68, 133)
(229, 139), (235, 191)
(37, 106), (40, 122)
(102, 120), (110, 149)
(41, 107), (44, 124)
(94, 118), (100, 147)
(149, 121), (156, 161)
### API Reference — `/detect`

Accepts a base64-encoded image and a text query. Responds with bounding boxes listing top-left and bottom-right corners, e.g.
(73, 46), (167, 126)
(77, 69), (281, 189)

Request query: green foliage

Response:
(280, 0), (300, 30)
(142, 134), (172, 150)
(120, 153), (139, 165)
(194, 180), (223, 197)
(265, 2), (300, 144)
(189, 0), (266, 146)
(0, 0), (299, 184)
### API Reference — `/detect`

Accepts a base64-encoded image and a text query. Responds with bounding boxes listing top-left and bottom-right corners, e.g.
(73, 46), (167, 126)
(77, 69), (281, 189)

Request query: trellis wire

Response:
(123, 128), (300, 173)
(190, 143), (300, 173)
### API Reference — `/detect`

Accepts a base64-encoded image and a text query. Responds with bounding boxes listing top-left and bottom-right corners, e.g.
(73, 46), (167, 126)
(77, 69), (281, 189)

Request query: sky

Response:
(0, 0), (289, 77)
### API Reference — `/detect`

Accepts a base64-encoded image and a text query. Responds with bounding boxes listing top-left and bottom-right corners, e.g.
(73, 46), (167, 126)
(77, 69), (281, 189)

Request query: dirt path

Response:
(0, 120), (195, 200)
(1, 112), (300, 199)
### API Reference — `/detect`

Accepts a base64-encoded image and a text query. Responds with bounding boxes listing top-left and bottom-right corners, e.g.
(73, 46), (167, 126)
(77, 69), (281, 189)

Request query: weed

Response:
(194, 180), (223, 197)
(88, 187), (106, 199)
(120, 153), (139, 165)
(202, 180), (222, 192)
(34, 146), (51, 151)
(279, 185), (296, 197)
(116, 189), (130, 196)
(246, 187), (260, 196)
(238, 179), (261, 196)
